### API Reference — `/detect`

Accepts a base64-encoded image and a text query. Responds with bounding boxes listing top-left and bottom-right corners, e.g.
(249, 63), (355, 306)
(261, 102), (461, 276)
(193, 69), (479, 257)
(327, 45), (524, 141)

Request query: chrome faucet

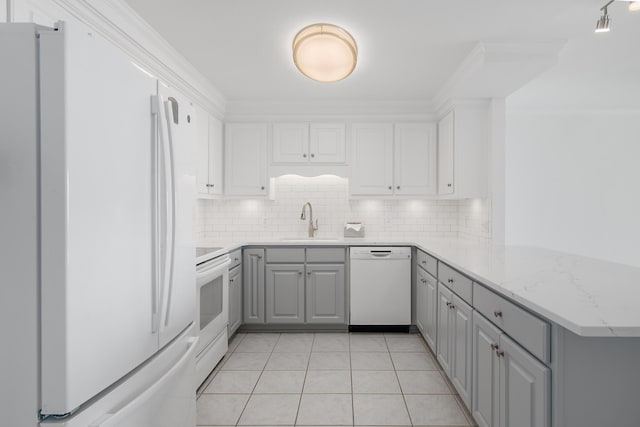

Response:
(300, 202), (319, 238)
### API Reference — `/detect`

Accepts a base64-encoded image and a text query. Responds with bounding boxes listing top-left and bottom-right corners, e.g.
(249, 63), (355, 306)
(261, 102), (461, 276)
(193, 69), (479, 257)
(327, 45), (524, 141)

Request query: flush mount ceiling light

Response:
(596, 0), (639, 33)
(292, 23), (358, 83)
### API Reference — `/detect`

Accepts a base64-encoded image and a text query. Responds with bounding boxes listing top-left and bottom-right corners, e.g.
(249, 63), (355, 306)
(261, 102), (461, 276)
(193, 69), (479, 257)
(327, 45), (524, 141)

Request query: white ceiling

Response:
(124, 0), (640, 109)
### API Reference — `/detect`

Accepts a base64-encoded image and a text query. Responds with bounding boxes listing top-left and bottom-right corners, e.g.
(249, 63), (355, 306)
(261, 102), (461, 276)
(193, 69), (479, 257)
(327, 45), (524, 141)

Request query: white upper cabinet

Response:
(394, 123), (437, 196)
(437, 103), (489, 198)
(273, 123), (309, 163)
(438, 111), (455, 194)
(350, 123), (394, 196)
(207, 117), (224, 196)
(350, 122), (436, 197)
(272, 122), (345, 164)
(310, 123), (346, 163)
(195, 106), (223, 197)
(225, 123), (268, 196)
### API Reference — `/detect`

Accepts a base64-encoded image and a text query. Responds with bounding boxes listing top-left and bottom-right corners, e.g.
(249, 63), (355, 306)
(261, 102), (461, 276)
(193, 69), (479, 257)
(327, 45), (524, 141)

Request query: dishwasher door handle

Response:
(370, 251), (392, 257)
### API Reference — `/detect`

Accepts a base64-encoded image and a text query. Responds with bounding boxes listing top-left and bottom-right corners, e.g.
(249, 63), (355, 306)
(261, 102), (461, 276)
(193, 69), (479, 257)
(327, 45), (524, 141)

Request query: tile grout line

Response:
(197, 332), (247, 398)
(293, 332), (315, 426)
(349, 333), (355, 427)
(386, 334), (415, 427)
(415, 332), (475, 427)
(233, 333), (280, 427)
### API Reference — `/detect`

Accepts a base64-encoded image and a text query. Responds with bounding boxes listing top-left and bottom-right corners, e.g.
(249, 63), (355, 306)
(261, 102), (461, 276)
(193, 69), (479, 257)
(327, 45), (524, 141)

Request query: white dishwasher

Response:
(350, 247), (412, 330)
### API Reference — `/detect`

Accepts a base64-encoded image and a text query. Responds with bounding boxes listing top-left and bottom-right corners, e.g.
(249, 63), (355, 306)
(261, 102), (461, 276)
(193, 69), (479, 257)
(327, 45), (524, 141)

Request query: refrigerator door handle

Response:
(150, 95), (161, 335)
(87, 337), (199, 427)
(157, 96), (177, 328)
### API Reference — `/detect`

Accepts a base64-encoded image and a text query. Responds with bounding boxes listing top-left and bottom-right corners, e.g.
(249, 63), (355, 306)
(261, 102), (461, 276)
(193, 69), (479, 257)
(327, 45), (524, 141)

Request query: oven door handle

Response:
(197, 259), (231, 283)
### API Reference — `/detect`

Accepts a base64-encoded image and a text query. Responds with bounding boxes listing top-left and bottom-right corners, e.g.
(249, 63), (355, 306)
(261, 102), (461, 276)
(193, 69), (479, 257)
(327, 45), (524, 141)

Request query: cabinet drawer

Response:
(306, 248), (345, 263)
(438, 263), (472, 304)
(229, 249), (242, 269)
(416, 250), (437, 277)
(266, 248), (305, 263)
(473, 283), (550, 363)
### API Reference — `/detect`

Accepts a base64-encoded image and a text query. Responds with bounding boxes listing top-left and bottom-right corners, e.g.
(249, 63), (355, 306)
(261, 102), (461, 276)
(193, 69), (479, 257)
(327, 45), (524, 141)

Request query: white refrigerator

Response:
(0, 22), (198, 426)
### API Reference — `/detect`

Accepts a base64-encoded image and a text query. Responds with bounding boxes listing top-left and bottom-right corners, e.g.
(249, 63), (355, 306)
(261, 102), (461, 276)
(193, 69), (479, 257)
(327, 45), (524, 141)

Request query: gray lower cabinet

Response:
(416, 268), (428, 334)
(228, 265), (242, 336)
(417, 267), (438, 351)
(306, 264), (345, 324)
(437, 283), (473, 407)
(437, 284), (453, 374)
(243, 248), (265, 323)
(472, 311), (550, 427)
(266, 264), (305, 323)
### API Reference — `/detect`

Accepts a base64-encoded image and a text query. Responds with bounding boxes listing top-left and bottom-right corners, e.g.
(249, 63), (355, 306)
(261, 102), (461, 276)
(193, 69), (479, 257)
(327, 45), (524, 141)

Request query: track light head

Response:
(595, 7), (611, 32)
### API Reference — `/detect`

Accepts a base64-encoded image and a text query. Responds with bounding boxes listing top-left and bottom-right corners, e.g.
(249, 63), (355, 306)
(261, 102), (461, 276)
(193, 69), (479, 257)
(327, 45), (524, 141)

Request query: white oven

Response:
(195, 253), (230, 386)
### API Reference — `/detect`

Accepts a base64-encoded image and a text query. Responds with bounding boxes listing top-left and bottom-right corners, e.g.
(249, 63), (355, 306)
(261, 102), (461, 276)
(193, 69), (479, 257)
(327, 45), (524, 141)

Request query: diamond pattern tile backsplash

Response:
(196, 175), (491, 245)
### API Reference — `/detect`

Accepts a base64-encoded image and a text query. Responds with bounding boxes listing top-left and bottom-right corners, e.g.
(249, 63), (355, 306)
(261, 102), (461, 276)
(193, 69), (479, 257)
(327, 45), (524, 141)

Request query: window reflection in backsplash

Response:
(196, 175), (491, 245)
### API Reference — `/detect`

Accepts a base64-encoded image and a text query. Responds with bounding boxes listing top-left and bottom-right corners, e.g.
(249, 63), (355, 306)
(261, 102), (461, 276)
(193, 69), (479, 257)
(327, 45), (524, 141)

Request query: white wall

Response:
(197, 175), (491, 245)
(505, 110), (640, 267)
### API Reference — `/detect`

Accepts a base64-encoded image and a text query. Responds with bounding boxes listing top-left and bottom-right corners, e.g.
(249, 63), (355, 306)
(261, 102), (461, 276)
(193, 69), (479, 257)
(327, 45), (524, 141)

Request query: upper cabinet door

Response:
(225, 123), (268, 196)
(194, 105), (210, 195)
(350, 123), (394, 196)
(309, 123), (346, 163)
(207, 116), (223, 196)
(394, 123), (437, 195)
(438, 111), (455, 194)
(273, 123), (309, 163)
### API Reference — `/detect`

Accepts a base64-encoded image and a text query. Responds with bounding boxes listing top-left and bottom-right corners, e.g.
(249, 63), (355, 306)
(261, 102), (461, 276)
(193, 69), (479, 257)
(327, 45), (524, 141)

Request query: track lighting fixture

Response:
(596, 0), (639, 33)
(595, 5), (611, 32)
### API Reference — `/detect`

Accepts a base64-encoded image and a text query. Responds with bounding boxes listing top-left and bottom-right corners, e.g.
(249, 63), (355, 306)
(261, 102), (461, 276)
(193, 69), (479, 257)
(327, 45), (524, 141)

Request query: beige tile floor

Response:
(196, 332), (477, 427)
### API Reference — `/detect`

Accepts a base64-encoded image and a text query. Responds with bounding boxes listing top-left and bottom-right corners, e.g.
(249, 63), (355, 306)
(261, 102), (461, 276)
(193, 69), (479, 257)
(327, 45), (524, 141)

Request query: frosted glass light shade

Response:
(293, 23), (357, 82)
(629, 1), (640, 11)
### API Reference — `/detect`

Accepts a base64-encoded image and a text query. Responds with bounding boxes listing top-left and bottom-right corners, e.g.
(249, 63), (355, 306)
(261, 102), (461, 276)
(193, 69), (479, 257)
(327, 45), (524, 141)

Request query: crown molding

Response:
(224, 98), (437, 122)
(434, 41), (566, 112)
(29, 0), (227, 118)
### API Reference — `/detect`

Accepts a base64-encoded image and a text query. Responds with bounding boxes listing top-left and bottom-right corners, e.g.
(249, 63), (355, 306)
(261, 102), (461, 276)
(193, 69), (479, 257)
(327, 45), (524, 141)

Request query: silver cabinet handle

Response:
(388, 186), (392, 190)
(421, 260), (427, 264)
(261, 186), (265, 190)
(496, 350), (505, 358)
(494, 310), (502, 318)
(397, 186), (400, 190)
(447, 183), (452, 187)
(310, 153), (315, 158)
(450, 304), (455, 310)
(307, 271), (312, 275)
(298, 271), (303, 275)
(303, 153), (307, 158)
(490, 343), (499, 351)
(206, 183), (214, 187)
(448, 278), (454, 284)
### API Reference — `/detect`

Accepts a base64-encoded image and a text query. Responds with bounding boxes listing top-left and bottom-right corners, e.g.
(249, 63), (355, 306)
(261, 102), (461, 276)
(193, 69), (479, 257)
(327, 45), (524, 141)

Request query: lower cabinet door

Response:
(228, 266), (242, 336)
(243, 249), (265, 323)
(306, 264), (346, 324)
(416, 268), (428, 334)
(266, 264), (305, 323)
(472, 312), (501, 427)
(424, 272), (438, 352)
(499, 334), (550, 427)
(436, 284), (453, 376)
(450, 294), (473, 407)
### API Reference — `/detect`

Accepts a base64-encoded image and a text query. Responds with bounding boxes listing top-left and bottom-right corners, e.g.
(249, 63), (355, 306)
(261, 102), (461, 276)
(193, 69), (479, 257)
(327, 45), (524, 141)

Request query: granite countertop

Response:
(196, 238), (640, 338)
